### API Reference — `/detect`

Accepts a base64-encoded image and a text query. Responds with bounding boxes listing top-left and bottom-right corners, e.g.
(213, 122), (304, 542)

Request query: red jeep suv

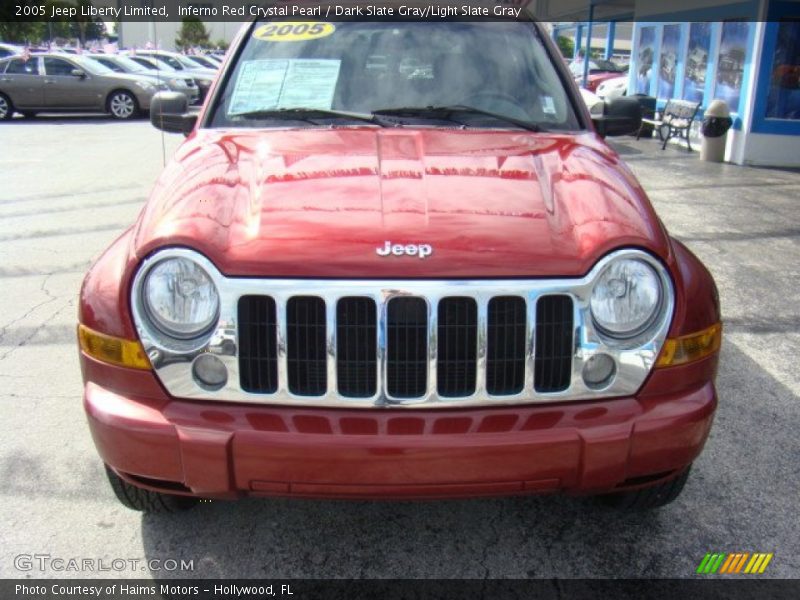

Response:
(78, 15), (721, 512)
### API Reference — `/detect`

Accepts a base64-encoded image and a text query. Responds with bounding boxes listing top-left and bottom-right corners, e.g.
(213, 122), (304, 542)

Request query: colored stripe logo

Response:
(696, 552), (773, 574)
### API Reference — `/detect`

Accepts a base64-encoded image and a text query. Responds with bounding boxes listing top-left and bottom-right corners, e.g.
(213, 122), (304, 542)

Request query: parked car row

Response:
(569, 57), (628, 92)
(124, 50), (217, 103)
(0, 46), (223, 120)
(88, 54), (199, 105)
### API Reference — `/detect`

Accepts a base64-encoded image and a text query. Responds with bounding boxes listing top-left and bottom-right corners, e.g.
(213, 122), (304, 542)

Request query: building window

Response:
(683, 23), (711, 105)
(635, 26), (656, 94)
(765, 20), (800, 120)
(714, 21), (750, 113)
(658, 24), (681, 99)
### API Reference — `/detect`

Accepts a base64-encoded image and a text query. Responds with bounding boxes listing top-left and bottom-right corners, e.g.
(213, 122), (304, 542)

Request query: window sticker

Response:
(277, 59), (341, 109)
(228, 59), (342, 115)
(253, 22), (336, 42)
(228, 60), (288, 115)
(541, 95), (556, 115)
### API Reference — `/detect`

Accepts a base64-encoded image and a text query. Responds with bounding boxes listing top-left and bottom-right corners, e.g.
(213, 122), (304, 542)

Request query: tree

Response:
(0, 21), (46, 44)
(557, 36), (574, 59)
(70, 0), (106, 45)
(0, 0), (103, 45)
(175, 18), (210, 51)
(0, 1), (45, 44)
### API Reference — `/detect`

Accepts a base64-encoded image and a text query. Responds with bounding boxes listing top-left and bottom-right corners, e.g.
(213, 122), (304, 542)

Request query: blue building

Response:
(537, 0), (800, 166)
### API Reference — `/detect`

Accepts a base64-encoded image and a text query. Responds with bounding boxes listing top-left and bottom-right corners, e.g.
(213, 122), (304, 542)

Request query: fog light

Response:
(192, 354), (227, 390)
(582, 353), (616, 389)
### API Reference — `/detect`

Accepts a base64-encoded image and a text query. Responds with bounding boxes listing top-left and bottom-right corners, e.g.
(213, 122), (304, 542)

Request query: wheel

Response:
(107, 90), (139, 120)
(0, 93), (13, 121)
(105, 465), (198, 513)
(597, 466), (692, 510)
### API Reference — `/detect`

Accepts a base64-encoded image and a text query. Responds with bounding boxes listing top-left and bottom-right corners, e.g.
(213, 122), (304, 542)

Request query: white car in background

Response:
(579, 87), (604, 115)
(0, 43), (23, 59)
(597, 76), (629, 101)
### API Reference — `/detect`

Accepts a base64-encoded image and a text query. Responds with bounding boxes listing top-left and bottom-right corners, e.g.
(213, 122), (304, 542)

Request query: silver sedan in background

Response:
(87, 54), (199, 105)
(0, 53), (168, 120)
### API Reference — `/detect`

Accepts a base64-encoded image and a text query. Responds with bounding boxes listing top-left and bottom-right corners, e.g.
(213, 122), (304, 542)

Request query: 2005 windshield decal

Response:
(254, 22), (336, 42)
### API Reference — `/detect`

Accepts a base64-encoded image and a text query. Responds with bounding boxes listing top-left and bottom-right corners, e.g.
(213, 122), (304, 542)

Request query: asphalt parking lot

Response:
(0, 115), (798, 580)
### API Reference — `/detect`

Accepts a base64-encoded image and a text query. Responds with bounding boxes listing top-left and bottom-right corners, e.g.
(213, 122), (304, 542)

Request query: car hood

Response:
(183, 67), (216, 79)
(133, 128), (670, 278)
(97, 71), (159, 86)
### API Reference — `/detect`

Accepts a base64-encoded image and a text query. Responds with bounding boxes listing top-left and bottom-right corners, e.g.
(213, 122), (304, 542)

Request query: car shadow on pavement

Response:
(136, 339), (799, 578)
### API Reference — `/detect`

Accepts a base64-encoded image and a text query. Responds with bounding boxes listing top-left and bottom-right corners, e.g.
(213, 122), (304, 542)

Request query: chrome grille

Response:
(238, 295), (278, 394)
(486, 296), (527, 395)
(286, 296), (327, 396)
(386, 297), (429, 398)
(237, 293), (574, 401)
(437, 297), (478, 397)
(336, 297), (377, 398)
(535, 295), (574, 393)
(134, 248), (675, 409)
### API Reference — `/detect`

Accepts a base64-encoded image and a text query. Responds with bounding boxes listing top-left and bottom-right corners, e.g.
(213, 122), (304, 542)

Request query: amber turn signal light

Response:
(656, 323), (722, 368)
(78, 324), (151, 370)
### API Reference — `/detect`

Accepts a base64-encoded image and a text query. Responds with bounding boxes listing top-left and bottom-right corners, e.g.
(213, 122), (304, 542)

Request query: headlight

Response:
(143, 258), (219, 339)
(134, 80), (154, 91)
(590, 258), (662, 338)
(197, 79), (212, 86)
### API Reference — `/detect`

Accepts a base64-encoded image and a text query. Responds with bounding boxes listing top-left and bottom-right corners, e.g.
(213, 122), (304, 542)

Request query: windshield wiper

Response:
(231, 107), (390, 127)
(372, 105), (545, 132)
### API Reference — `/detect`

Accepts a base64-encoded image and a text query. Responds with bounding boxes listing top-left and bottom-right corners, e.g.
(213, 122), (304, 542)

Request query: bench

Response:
(636, 99), (702, 151)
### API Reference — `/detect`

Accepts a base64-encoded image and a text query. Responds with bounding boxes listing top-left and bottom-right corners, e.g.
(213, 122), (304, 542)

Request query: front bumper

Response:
(82, 352), (717, 500)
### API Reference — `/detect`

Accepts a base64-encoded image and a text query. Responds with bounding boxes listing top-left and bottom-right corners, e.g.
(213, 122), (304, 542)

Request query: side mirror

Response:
(592, 96), (643, 137)
(71, 68), (86, 78)
(150, 91), (197, 135)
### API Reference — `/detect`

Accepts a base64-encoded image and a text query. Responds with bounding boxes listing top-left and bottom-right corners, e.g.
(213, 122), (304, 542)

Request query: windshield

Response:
(150, 54), (185, 70)
(131, 55), (178, 73)
(188, 55), (216, 68)
(209, 21), (580, 131)
(74, 56), (115, 75)
(570, 59), (622, 75)
(174, 54), (202, 69)
(591, 59), (622, 72)
(111, 55), (150, 73)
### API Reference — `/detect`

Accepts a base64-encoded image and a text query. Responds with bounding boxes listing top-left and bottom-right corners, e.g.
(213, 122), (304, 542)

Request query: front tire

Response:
(107, 90), (139, 120)
(598, 466), (692, 510)
(0, 93), (13, 121)
(105, 465), (198, 513)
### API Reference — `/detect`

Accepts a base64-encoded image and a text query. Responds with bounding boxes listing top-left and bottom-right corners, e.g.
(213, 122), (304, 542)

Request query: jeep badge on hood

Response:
(376, 241), (433, 258)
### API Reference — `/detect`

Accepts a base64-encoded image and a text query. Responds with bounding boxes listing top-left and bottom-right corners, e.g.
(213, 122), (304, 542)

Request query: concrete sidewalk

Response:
(612, 137), (799, 382)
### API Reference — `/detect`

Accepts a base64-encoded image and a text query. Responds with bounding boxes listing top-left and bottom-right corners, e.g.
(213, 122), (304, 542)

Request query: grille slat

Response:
(287, 296), (327, 396)
(437, 297), (478, 397)
(337, 297), (377, 398)
(535, 295), (574, 393)
(387, 297), (428, 398)
(238, 296), (278, 394)
(486, 297), (527, 395)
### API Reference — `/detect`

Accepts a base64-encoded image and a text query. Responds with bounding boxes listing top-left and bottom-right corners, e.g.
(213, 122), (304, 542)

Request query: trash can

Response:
(701, 99), (732, 162)
(632, 94), (657, 137)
